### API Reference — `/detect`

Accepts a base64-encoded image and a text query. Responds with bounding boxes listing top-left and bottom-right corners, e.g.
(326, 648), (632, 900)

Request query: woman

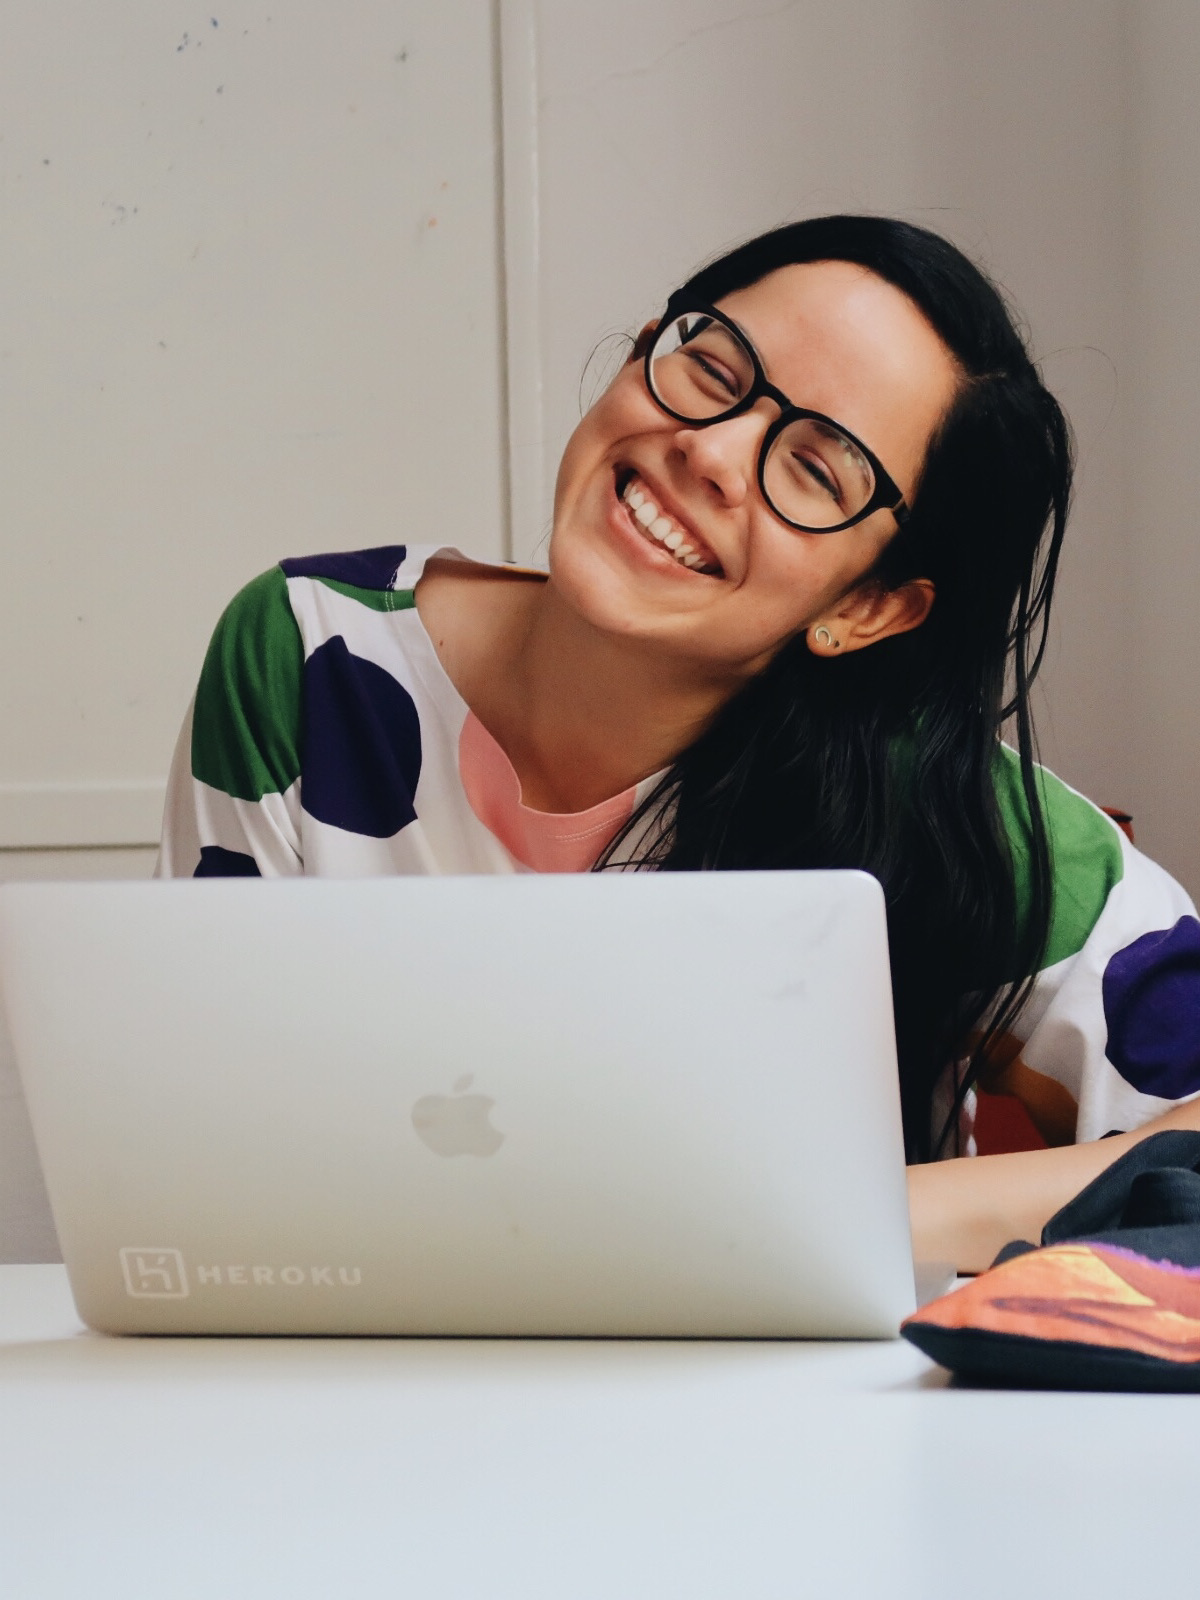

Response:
(159, 215), (1200, 1272)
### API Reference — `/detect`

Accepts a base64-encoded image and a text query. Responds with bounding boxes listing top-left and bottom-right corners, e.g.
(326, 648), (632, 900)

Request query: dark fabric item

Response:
(1102, 917), (1200, 1098)
(193, 844), (262, 878)
(1042, 1129), (1200, 1266)
(902, 1132), (1200, 1389)
(280, 545), (408, 591)
(990, 1238), (1036, 1265)
(907, 1324), (1200, 1392)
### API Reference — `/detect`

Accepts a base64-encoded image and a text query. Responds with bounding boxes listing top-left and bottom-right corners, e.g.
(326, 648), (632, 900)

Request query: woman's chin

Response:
(552, 519), (691, 632)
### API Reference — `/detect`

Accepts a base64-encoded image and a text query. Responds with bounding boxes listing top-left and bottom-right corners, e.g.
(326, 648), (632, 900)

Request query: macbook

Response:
(0, 871), (917, 1336)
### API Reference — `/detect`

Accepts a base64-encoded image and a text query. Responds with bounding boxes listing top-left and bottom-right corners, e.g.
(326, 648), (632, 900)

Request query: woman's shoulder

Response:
(190, 546), (433, 799)
(193, 543), (541, 784)
(225, 543), (545, 629)
(277, 543), (439, 610)
(992, 744), (1194, 969)
(205, 543), (503, 663)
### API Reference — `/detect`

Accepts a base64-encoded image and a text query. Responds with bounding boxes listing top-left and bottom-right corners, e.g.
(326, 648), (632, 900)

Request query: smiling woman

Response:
(157, 215), (1200, 1271)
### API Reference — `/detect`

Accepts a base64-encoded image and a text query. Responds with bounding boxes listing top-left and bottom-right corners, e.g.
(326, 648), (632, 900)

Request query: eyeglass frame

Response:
(643, 291), (911, 536)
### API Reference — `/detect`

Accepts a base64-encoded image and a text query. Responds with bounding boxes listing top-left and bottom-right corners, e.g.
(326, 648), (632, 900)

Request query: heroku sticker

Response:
(119, 1247), (189, 1298)
(118, 1249), (363, 1296)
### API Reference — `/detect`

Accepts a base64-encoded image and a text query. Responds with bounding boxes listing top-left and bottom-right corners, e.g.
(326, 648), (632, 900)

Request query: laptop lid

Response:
(0, 872), (915, 1336)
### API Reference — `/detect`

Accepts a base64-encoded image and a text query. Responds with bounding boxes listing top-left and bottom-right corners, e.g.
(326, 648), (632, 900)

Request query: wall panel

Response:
(0, 0), (506, 848)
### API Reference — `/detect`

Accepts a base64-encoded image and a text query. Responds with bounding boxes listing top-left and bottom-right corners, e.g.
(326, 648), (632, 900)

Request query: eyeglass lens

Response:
(647, 311), (876, 529)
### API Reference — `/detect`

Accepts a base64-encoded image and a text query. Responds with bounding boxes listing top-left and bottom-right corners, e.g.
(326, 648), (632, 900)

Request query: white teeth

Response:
(622, 474), (715, 574)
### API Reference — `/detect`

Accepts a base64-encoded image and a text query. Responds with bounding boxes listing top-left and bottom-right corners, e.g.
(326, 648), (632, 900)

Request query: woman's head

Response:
(551, 234), (967, 684)
(581, 216), (1074, 1158)
(554, 218), (1069, 701)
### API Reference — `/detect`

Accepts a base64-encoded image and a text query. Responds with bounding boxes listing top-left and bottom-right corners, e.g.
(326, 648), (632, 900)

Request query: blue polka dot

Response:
(300, 636), (422, 838)
(280, 546), (407, 591)
(1104, 917), (1200, 1098)
(194, 845), (261, 877)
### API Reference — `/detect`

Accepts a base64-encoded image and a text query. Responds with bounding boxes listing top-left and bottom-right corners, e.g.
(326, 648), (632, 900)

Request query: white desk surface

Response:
(1, 1265), (1196, 1599)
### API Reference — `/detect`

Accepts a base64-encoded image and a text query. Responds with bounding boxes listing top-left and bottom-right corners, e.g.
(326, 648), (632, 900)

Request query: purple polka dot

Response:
(194, 845), (261, 877)
(300, 636), (421, 838)
(1104, 917), (1200, 1099)
(280, 546), (407, 591)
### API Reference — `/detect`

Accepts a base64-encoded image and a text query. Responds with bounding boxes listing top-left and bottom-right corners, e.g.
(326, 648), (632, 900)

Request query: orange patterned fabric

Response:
(908, 1243), (1200, 1364)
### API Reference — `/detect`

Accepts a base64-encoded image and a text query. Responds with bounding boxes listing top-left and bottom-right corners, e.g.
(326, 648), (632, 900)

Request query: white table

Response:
(1, 1264), (1195, 1598)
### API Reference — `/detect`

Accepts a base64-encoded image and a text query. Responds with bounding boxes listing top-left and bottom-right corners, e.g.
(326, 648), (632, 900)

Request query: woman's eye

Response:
(684, 350), (739, 399)
(793, 453), (843, 504)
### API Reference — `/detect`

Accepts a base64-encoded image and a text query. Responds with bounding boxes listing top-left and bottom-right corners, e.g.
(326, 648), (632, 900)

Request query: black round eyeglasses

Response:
(644, 292), (911, 535)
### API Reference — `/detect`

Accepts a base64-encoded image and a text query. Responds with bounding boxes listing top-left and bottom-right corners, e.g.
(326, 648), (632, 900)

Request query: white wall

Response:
(1128, 2), (1200, 894)
(0, 0), (506, 851)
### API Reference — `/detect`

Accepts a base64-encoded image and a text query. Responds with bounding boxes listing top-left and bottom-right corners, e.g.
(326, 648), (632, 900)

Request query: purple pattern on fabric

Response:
(194, 845), (262, 878)
(280, 546), (408, 591)
(1095, 1241), (1200, 1279)
(300, 636), (421, 838)
(1103, 916), (1200, 1098)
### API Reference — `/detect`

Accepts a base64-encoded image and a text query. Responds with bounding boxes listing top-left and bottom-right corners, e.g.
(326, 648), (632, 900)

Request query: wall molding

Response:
(497, 0), (546, 566)
(0, 782), (165, 850)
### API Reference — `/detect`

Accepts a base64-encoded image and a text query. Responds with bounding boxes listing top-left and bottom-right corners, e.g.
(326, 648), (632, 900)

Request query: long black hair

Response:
(599, 215), (1072, 1161)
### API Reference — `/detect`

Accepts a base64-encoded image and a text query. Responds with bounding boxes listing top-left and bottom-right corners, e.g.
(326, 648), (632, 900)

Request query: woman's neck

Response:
(416, 558), (740, 813)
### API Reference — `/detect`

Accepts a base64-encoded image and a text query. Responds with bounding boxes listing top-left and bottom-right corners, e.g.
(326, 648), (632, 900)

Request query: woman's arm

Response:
(908, 1093), (1200, 1272)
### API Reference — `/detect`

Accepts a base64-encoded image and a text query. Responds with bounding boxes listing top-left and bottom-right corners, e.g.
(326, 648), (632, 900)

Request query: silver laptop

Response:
(0, 872), (916, 1337)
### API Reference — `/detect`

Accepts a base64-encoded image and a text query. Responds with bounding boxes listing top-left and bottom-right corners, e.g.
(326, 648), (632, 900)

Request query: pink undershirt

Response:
(458, 710), (639, 873)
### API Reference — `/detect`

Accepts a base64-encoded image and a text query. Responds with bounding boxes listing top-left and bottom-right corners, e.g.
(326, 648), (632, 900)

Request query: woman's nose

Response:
(672, 405), (769, 507)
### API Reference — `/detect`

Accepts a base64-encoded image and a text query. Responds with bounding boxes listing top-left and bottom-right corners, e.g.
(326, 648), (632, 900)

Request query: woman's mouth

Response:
(617, 471), (722, 576)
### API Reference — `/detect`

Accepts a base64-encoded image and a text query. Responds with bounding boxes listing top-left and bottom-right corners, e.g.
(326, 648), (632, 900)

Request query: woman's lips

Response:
(616, 471), (723, 576)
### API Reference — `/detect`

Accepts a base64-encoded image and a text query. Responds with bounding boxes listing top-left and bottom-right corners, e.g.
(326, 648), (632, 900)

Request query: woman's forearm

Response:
(907, 1096), (1200, 1274)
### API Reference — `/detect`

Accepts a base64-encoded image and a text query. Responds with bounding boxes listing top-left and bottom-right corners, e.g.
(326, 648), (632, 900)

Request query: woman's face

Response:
(549, 259), (961, 681)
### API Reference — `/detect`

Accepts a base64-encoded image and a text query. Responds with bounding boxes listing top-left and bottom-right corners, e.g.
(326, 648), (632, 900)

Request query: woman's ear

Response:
(806, 578), (935, 657)
(629, 322), (658, 362)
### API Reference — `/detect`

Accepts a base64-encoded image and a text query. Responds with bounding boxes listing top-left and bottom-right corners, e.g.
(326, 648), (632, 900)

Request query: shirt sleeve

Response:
(156, 566), (305, 879)
(1016, 836), (1200, 1143)
(937, 753), (1200, 1156)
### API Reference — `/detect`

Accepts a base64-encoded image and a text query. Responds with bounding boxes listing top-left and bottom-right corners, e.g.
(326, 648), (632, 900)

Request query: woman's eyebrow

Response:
(726, 314), (767, 369)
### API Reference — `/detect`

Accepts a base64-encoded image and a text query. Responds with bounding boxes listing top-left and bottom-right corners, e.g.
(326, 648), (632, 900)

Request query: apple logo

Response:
(411, 1074), (505, 1158)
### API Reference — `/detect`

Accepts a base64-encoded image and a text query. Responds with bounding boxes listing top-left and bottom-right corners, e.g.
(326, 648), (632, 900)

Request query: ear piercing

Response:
(814, 626), (840, 650)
